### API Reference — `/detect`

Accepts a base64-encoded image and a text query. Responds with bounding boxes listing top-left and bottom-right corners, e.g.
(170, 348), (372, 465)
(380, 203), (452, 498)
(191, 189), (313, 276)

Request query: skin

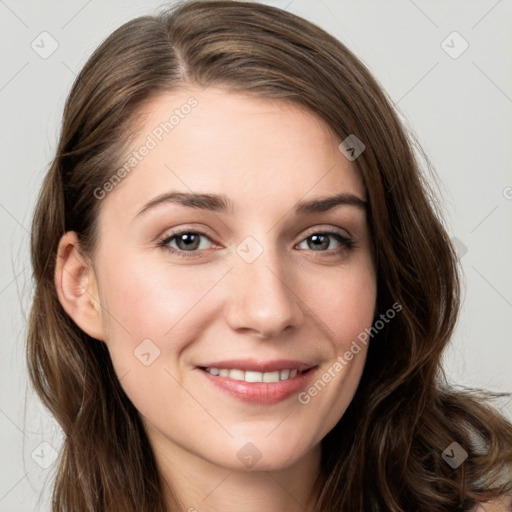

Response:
(473, 496), (512, 512)
(56, 87), (377, 512)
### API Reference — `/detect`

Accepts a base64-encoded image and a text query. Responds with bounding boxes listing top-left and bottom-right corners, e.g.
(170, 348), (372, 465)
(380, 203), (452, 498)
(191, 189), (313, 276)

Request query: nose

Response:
(225, 243), (303, 339)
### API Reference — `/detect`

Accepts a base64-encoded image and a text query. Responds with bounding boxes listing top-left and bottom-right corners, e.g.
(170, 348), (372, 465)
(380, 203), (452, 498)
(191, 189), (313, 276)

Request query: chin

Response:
(209, 435), (317, 472)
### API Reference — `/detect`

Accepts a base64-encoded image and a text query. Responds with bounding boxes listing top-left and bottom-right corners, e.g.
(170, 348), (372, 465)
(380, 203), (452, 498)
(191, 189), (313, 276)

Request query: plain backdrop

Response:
(0, 1), (511, 510)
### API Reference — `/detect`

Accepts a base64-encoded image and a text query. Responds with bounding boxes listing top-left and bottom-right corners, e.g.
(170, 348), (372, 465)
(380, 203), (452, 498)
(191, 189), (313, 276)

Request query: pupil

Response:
(178, 233), (199, 250)
(309, 234), (328, 250)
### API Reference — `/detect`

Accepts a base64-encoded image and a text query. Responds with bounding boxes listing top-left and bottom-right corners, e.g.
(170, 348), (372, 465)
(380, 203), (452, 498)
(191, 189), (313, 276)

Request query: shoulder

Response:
(468, 494), (512, 511)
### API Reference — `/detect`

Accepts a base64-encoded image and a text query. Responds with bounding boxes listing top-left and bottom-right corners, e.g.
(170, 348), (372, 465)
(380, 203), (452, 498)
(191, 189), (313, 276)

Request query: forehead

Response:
(99, 87), (366, 218)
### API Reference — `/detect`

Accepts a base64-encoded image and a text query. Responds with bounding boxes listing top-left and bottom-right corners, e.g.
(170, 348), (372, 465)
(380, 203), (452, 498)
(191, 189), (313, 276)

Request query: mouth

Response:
(199, 366), (309, 383)
(196, 359), (317, 404)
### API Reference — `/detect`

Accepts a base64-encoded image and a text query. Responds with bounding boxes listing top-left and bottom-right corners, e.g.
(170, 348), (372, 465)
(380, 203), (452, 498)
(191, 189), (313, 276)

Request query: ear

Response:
(54, 231), (106, 342)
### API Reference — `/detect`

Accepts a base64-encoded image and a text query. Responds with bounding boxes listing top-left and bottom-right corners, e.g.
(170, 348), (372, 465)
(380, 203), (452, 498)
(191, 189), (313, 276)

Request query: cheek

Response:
(99, 253), (208, 334)
(295, 259), (376, 429)
(304, 257), (377, 348)
(96, 257), (183, 363)
(96, 254), (231, 376)
(95, 257), (209, 419)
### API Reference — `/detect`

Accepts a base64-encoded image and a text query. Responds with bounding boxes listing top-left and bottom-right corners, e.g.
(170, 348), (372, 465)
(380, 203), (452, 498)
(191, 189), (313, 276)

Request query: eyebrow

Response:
(295, 192), (367, 215)
(135, 191), (367, 218)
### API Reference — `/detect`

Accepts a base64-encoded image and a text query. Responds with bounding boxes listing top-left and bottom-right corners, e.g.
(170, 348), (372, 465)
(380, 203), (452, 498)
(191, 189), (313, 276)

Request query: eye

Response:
(296, 231), (355, 253)
(157, 228), (355, 259)
(157, 230), (214, 258)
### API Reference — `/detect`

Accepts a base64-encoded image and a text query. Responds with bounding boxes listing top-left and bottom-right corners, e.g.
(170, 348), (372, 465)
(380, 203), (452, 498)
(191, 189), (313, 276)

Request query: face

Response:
(89, 87), (376, 472)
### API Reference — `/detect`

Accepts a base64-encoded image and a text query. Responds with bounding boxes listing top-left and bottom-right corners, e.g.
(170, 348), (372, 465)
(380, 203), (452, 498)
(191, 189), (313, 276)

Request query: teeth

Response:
(263, 371), (280, 383)
(229, 369), (245, 381)
(204, 367), (304, 382)
(244, 371), (263, 382)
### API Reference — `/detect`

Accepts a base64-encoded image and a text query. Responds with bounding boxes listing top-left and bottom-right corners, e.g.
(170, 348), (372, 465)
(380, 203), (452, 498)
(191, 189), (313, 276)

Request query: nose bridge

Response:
(225, 234), (302, 338)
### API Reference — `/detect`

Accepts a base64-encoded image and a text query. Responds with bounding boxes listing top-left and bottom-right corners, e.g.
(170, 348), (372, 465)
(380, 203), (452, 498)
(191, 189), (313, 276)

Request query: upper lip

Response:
(197, 359), (316, 373)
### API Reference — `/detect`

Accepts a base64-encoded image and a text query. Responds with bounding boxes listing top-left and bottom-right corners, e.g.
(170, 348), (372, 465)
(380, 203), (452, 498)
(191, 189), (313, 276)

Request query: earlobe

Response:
(54, 231), (106, 342)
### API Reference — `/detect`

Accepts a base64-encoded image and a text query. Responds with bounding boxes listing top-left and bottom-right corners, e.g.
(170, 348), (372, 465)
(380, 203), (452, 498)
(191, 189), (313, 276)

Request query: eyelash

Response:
(156, 229), (356, 259)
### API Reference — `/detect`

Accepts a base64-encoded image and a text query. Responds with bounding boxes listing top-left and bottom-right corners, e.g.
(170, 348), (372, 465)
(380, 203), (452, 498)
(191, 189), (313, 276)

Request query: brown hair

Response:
(27, 1), (512, 511)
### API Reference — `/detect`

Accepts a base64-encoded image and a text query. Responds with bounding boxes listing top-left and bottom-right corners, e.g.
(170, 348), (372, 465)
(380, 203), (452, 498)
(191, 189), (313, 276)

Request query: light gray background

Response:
(1, 0), (511, 510)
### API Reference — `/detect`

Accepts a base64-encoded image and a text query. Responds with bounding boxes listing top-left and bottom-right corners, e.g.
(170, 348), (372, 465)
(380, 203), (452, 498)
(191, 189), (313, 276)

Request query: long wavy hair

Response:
(27, 1), (512, 510)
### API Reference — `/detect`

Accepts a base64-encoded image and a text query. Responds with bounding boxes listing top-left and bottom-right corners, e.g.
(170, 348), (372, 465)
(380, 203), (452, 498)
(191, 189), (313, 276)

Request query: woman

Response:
(27, 1), (512, 510)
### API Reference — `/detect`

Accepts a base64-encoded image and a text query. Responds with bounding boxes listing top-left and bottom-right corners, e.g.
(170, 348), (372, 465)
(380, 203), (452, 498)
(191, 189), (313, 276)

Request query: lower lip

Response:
(198, 368), (316, 404)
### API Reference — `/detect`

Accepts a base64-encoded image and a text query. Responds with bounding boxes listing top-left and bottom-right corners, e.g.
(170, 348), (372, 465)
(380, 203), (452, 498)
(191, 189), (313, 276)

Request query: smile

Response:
(196, 360), (317, 404)
(202, 367), (304, 382)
